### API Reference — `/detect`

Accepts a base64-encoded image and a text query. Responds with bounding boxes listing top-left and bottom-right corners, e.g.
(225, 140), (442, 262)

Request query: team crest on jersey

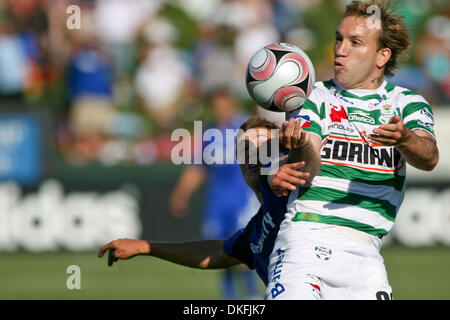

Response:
(315, 246), (332, 261)
(378, 104), (398, 124)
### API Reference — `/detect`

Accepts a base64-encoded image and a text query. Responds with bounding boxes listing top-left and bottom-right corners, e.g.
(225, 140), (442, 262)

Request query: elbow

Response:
(315, 165), (322, 177)
(428, 152), (439, 171)
(425, 158), (439, 171)
(423, 144), (440, 171)
(307, 165), (321, 181)
(422, 154), (439, 172)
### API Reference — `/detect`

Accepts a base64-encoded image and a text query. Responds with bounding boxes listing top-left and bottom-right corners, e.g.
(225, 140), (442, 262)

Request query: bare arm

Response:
(279, 118), (322, 179)
(169, 165), (206, 217)
(98, 238), (241, 269)
(149, 240), (241, 269)
(287, 133), (322, 180)
(268, 119), (322, 195)
(371, 116), (439, 171)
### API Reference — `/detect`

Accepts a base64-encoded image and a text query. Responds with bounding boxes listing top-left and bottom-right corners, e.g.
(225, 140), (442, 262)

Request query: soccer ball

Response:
(246, 42), (315, 112)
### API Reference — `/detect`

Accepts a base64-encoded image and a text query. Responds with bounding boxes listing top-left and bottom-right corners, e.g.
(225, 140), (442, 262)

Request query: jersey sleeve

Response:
(400, 92), (435, 138)
(222, 209), (261, 270)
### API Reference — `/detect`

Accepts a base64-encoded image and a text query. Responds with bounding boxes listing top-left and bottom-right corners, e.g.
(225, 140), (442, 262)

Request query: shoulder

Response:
(385, 82), (436, 135)
(298, 81), (331, 113)
(385, 82), (430, 106)
(310, 80), (334, 98)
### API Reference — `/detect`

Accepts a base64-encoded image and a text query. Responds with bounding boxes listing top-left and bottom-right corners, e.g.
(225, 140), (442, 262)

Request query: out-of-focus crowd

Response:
(0, 0), (448, 165)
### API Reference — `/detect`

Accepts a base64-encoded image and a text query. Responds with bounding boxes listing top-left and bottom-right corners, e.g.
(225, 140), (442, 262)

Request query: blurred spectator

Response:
(192, 24), (237, 95)
(232, 0), (280, 97)
(10, 0), (48, 102)
(174, 0), (221, 24)
(94, 0), (161, 78)
(301, 0), (344, 81)
(0, 13), (27, 99)
(68, 41), (112, 102)
(420, 15), (450, 103)
(388, 66), (434, 99)
(66, 2), (115, 163)
(271, 0), (301, 38)
(135, 19), (192, 130)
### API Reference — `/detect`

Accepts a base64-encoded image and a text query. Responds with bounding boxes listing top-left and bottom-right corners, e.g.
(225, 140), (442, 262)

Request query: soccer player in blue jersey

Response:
(98, 116), (321, 289)
(169, 89), (261, 299)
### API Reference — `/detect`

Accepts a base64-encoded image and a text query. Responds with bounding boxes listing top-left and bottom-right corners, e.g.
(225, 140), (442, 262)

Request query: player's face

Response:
(237, 127), (274, 187)
(239, 127), (274, 165)
(211, 94), (235, 125)
(242, 127), (273, 149)
(334, 16), (382, 89)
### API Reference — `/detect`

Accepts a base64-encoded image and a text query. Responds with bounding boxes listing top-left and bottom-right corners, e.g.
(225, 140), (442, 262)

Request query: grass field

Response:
(0, 245), (448, 300)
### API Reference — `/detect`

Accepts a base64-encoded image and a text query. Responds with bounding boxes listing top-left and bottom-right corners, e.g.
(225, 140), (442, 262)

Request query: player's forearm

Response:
(395, 129), (439, 171)
(288, 136), (322, 180)
(148, 240), (241, 269)
(172, 166), (206, 199)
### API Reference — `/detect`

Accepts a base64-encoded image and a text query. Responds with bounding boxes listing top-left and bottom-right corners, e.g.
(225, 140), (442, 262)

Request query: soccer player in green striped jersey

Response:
(265, 0), (439, 300)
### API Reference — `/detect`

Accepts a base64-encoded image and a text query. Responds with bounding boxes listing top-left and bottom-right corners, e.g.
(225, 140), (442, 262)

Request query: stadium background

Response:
(0, 0), (448, 300)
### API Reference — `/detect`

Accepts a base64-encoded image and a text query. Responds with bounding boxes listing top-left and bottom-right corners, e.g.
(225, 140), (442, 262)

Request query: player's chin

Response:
(333, 71), (349, 87)
(334, 65), (345, 74)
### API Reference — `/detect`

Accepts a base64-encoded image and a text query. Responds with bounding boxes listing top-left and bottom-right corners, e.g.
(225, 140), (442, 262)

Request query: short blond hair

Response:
(344, 0), (410, 77)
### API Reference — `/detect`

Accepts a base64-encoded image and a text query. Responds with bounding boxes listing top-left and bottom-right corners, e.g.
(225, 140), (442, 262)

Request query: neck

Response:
(367, 74), (385, 89)
(336, 74), (385, 91)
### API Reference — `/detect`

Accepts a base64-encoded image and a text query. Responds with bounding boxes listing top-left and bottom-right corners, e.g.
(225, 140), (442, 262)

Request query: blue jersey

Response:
(200, 115), (256, 239)
(223, 175), (289, 285)
(68, 49), (112, 101)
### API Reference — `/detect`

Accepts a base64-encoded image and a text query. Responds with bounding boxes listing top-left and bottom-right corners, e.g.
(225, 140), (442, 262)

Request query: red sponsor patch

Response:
(330, 104), (348, 123)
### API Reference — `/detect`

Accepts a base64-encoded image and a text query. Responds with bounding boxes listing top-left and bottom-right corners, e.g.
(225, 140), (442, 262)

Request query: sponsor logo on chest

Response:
(325, 99), (401, 172)
(328, 98), (399, 130)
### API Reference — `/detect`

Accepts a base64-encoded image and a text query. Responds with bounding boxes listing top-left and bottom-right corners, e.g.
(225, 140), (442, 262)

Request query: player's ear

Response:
(376, 47), (391, 69)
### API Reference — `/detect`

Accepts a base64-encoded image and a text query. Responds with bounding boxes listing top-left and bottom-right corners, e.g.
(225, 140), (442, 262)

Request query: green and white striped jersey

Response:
(287, 79), (436, 237)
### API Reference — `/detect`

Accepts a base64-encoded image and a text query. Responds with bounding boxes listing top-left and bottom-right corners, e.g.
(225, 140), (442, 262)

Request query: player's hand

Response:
(269, 161), (310, 197)
(98, 239), (150, 267)
(370, 116), (410, 146)
(279, 118), (309, 150)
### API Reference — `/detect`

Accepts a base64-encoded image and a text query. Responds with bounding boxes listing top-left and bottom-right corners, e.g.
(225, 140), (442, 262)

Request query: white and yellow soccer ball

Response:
(246, 42), (315, 112)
